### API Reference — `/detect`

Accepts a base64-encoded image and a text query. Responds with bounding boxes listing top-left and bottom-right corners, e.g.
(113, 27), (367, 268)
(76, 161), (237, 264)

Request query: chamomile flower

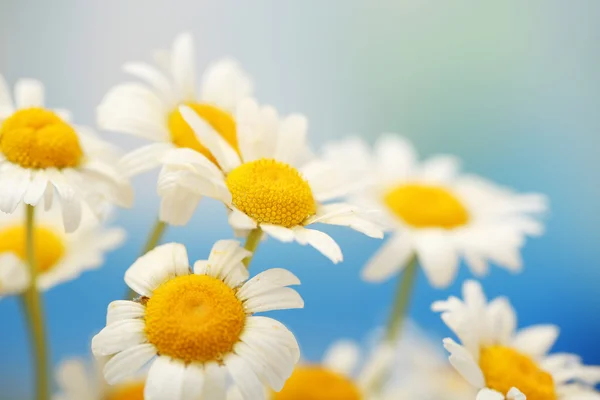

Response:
(53, 357), (145, 400)
(324, 135), (547, 286)
(97, 32), (252, 179)
(0, 203), (124, 292)
(0, 75), (132, 232)
(157, 99), (382, 262)
(433, 280), (600, 400)
(228, 340), (394, 400)
(92, 240), (303, 400)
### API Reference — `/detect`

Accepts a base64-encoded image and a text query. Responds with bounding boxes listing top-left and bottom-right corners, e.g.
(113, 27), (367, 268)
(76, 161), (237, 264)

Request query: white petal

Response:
(160, 147), (225, 180)
(374, 134), (416, 182)
(418, 155), (461, 183)
(0, 253), (29, 296)
(23, 171), (49, 206)
(486, 297), (517, 344)
(0, 166), (30, 213)
(507, 387), (527, 400)
(91, 319), (147, 356)
(476, 388), (506, 400)
(15, 79), (44, 108)
(103, 343), (156, 384)
(125, 243), (190, 297)
(443, 338), (485, 388)
(511, 325), (559, 357)
(106, 300), (145, 325)
(223, 353), (266, 400)
(362, 233), (413, 283)
(322, 340), (360, 376)
(244, 316), (300, 362)
(199, 239), (250, 284)
(413, 231), (459, 288)
(260, 224), (295, 242)
(306, 203), (383, 238)
(124, 62), (175, 105)
(235, 99), (278, 162)
(292, 226), (343, 263)
(158, 177), (202, 226)
(357, 343), (395, 392)
(119, 143), (174, 177)
(233, 341), (291, 391)
(243, 287), (304, 313)
(55, 358), (95, 400)
(179, 105), (241, 172)
(170, 32), (196, 101)
(274, 114), (308, 165)
(201, 363), (227, 399)
(237, 268), (300, 301)
(229, 208), (257, 230)
(145, 357), (208, 400)
(47, 170), (82, 233)
(200, 59), (253, 111)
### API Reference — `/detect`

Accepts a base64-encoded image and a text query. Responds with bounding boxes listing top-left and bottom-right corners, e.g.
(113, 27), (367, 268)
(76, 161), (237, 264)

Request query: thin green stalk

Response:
(21, 205), (49, 400)
(242, 228), (263, 268)
(127, 219), (168, 299)
(384, 256), (419, 342)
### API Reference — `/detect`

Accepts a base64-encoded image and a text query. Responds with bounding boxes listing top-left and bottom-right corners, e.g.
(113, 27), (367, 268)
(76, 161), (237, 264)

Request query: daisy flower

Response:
(433, 280), (600, 399)
(92, 240), (303, 400)
(228, 339), (394, 400)
(53, 357), (145, 400)
(157, 99), (382, 262)
(324, 135), (547, 287)
(0, 203), (125, 292)
(0, 75), (132, 232)
(97, 32), (252, 179)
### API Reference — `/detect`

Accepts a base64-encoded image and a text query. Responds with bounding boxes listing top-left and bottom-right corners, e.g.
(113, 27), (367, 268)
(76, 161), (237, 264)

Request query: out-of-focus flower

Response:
(53, 357), (145, 400)
(97, 32), (252, 180)
(433, 280), (600, 399)
(158, 100), (382, 262)
(0, 203), (124, 293)
(324, 135), (547, 287)
(228, 339), (394, 400)
(92, 240), (303, 400)
(0, 75), (132, 232)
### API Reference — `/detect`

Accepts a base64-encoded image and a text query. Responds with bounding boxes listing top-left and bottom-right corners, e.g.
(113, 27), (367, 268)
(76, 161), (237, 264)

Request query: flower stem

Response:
(384, 256), (418, 342)
(21, 205), (49, 400)
(127, 218), (168, 299)
(242, 228), (263, 269)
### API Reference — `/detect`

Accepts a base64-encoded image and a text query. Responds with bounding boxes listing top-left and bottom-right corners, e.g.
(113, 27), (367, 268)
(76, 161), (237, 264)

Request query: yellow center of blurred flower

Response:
(144, 274), (246, 363)
(104, 381), (145, 400)
(479, 345), (557, 400)
(383, 184), (469, 229)
(226, 158), (317, 228)
(168, 102), (238, 166)
(272, 366), (362, 400)
(0, 108), (83, 169)
(0, 225), (65, 273)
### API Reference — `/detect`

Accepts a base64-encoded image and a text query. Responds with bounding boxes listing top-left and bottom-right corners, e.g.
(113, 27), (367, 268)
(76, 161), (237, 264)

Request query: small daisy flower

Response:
(157, 99), (382, 262)
(228, 339), (394, 400)
(324, 135), (547, 286)
(53, 357), (145, 400)
(97, 32), (252, 179)
(433, 280), (600, 399)
(0, 75), (132, 232)
(0, 203), (124, 292)
(92, 240), (303, 400)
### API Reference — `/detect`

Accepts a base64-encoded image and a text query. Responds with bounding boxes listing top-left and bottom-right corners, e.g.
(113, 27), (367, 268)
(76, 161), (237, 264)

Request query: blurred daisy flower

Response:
(0, 75), (132, 232)
(158, 100), (382, 263)
(324, 135), (547, 287)
(433, 280), (600, 399)
(228, 339), (393, 400)
(92, 240), (303, 400)
(53, 357), (145, 400)
(97, 32), (252, 179)
(0, 203), (124, 294)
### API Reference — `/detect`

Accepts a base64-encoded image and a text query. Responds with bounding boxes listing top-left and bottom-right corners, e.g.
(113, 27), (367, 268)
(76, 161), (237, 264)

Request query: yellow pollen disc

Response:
(272, 366), (362, 400)
(226, 158), (317, 228)
(479, 345), (557, 400)
(383, 184), (469, 229)
(0, 107), (83, 169)
(168, 102), (239, 166)
(104, 381), (145, 400)
(144, 274), (246, 363)
(0, 225), (65, 273)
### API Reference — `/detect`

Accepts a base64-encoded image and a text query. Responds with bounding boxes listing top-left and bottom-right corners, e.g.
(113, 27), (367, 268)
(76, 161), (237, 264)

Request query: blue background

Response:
(1, 1), (599, 398)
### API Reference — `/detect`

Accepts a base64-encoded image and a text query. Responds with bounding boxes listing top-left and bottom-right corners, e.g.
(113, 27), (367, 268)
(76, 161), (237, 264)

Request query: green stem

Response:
(127, 219), (168, 299)
(242, 228), (263, 269)
(384, 256), (419, 342)
(20, 205), (49, 400)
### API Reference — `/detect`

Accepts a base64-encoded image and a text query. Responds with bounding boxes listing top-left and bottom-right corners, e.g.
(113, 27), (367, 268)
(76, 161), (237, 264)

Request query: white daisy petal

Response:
(224, 353), (266, 400)
(443, 338), (485, 388)
(145, 357), (207, 400)
(419, 155), (461, 183)
(507, 387), (526, 400)
(200, 59), (253, 111)
(201, 363), (227, 399)
(55, 358), (96, 400)
(170, 32), (196, 101)
(362, 234), (413, 283)
(201, 239), (251, 283)
(0, 166), (31, 213)
(486, 297), (517, 344)
(103, 343), (156, 385)
(158, 176), (203, 226)
(476, 388), (506, 400)
(274, 114), (308, 165)
(322, 340), (360, 376)
(91, 319), (147, 356)
(50, 172), (82, 233)
(237, 268), (300, 301)
(119, 143), (174, 177)
(123, 62), (175, 105)
(357, 343), (395, 392)
(413, 231), (459, 288)
(233, 341), (292, 392)
(243, 287), (304, 313)
(260, 224), (295, 242)
(15, 78), (44, 108)
(229, 208), (258, 230)
(374, 134), (417, 181)
(511, 325), (559, 357)
(244, 316), (300, 362)
(292, 226), (343, 263)
(306, 203), (383, 238)
(0, 253), (29, 297)
(23, 171), (49, 206)
(106, 300), (146, 325)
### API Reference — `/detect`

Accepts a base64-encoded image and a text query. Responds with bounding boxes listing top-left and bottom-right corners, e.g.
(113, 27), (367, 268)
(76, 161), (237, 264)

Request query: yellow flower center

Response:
(383, 184), (469, 229)
(104, 381), (145, 400)
(479, 345), (557, 400)
(168, 102), (238, 166)
(144, 274), (246, 363)
(272, 366), (362, 400)
(0, 108), (83, 169)
(226, 158), (317, 228)
(0, 225), (65, 273)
